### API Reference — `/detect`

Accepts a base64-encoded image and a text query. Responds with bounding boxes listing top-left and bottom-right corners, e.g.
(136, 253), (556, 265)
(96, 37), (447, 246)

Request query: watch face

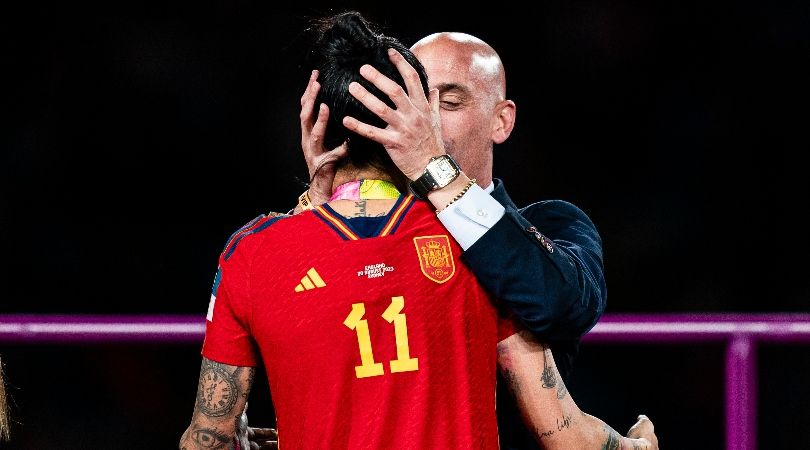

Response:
(428, 157), (459, 186)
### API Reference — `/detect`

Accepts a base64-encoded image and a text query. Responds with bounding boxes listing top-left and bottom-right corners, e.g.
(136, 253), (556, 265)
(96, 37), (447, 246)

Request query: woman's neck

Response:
(331, 164), (395, 193)
(329, 164), (401, 218)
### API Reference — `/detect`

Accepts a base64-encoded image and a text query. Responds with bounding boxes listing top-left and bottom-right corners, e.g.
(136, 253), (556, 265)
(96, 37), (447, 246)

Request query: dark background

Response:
(2, 1), (809, 449)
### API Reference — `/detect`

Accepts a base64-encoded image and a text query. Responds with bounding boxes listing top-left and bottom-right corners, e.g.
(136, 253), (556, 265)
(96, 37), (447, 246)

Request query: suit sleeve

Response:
(462, 193), (606, 340)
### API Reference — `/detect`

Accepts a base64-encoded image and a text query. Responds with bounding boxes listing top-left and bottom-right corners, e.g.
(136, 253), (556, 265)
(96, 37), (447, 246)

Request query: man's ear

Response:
(491, 100), (516, 144)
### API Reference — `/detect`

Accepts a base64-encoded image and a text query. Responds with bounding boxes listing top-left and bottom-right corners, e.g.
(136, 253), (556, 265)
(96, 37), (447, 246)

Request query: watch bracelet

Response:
(440, 178), (477, 212)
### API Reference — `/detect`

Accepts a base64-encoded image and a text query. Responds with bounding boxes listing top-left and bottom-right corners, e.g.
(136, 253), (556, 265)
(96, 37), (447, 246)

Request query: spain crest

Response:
(413, 235), (455, 283)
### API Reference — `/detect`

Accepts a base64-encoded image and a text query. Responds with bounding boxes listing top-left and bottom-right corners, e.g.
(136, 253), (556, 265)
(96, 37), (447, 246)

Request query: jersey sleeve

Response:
(201, 251), (259, 367)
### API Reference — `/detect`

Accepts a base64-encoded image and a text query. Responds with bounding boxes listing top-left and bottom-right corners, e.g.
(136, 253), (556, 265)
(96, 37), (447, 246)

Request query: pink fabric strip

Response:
(330, 180), (361, 201)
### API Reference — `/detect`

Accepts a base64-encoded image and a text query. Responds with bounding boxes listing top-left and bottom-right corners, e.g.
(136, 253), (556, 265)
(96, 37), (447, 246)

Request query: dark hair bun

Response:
(306, 10), (428, 185)
(314, 12), (386, 68)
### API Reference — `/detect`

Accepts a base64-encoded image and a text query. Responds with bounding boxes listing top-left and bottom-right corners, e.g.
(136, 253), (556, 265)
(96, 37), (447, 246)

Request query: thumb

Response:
(332, 141), (349, 159)
(627, 414), (654, 438)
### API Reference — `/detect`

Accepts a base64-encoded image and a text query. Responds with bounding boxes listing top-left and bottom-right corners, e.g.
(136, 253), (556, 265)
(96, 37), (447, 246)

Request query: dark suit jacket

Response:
(461, 179), (607, 450)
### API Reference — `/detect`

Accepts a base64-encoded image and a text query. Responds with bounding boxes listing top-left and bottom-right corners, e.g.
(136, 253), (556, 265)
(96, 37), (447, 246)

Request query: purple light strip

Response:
(3, 313), (810, 344)
(584, 313), (810, 344)
(0, 314), (205, 344)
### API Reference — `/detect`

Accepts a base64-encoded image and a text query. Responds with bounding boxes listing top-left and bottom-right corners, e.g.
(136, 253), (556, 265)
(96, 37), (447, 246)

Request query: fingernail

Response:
(388, 48), (396, 56)
(311, 69), (317, 78)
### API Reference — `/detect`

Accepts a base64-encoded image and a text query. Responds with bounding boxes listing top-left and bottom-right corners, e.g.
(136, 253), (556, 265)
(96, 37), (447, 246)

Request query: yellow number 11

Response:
(343, 296), (419, 379)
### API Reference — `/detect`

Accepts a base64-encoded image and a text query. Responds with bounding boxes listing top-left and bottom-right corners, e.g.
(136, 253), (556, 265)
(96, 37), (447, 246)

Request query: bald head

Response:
(409, 32), (516, 188)
(411, 32), (506, 102)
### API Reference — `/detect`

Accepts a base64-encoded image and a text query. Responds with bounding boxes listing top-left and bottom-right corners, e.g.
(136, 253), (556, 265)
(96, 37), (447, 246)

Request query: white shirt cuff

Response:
(437, 182), (505, 250)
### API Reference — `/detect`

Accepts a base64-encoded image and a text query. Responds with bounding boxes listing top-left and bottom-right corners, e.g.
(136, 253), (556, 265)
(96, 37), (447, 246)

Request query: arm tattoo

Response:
(183, 360), (255, 449)
(533, 413), (574, 441)
(191, 426), (230, 449)
(244, 368), (255, 399)
(536, 428), (555, 440)
(540, 344), (557, 389)
(556, 378), (568, 399)
(601, 425), (622, 450)
(196, 360), (239, 417)
(557, 413), (573, 431)
(539, 343), (568, 399)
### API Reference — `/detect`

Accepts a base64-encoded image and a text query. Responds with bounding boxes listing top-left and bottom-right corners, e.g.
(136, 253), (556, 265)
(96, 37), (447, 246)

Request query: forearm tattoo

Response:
(556, 377), (568, 400)
(183, 360), (255, 449)
(196, 360), (241, 417)
(539, 343), (568, 400)
(533, 413), (574, 441)
(601, 425), (622, 450)
(540, 343), (557, 389)
(191, 426), (230, 449)
(244, 367), (255, 399)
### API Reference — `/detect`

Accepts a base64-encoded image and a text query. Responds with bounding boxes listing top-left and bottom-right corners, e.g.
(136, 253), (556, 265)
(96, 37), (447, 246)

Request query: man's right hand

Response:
(299, 69), (348, 208)
(245, 427), (278, 450)
(235, 402), (278, 450)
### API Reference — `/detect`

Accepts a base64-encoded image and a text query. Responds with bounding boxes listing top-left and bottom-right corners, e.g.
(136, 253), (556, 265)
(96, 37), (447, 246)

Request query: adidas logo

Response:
(295, 268), (326, 292)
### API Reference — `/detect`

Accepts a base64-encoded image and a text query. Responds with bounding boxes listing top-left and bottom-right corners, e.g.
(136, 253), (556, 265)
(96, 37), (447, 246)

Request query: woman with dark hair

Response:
(181, 11), (655, 450)
(181, 12), (509, 449)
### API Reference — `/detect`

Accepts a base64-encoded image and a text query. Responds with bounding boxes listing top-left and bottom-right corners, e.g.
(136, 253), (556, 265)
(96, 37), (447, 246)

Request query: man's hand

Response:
(245, 427), (278, 450)
(299, 69), (348, 206)
(627, 414), (658, 449)
(235, 402), (278, 450)
(342, 48), (446, 181)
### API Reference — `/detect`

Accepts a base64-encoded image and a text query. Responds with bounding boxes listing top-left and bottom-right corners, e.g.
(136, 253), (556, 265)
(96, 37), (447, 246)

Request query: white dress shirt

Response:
(436, 181), (506, 250)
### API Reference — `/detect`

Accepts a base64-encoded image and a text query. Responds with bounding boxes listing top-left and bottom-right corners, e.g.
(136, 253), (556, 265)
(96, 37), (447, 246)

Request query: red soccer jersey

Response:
(203, 195), (516, 450)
